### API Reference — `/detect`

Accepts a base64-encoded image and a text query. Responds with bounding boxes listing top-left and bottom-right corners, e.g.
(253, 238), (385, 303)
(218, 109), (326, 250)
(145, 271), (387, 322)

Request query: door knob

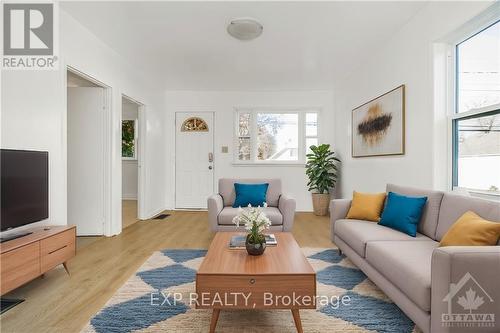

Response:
(208, 166), (213, 170)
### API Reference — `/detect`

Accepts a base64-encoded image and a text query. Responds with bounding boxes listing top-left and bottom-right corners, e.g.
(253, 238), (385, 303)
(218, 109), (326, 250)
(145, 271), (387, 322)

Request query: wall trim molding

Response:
(144, 206), (168, 220)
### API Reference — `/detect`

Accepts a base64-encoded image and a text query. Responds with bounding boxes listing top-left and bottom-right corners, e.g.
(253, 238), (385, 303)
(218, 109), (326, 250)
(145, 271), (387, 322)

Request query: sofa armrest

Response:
(329, 199), (351, 241)
(431, 246), (500, 333)
(207, 194), (224, 232)
(278, 194), (296, 232)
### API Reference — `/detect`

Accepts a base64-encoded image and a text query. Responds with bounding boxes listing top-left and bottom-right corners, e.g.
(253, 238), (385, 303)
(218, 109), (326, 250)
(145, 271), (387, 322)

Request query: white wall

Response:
(1, 70), (66, 232)
(165, 90), (335, 211)
(122, 102), (139, 200)
(1, 10), (167, 236)
(333, 1), (493, 198)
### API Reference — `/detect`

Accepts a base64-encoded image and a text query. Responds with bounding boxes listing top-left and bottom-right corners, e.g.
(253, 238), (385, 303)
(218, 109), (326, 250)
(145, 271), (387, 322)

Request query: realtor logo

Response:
(3, 3), (53, 55)
(442, 272), (495, 328)
(2, 2), (58, 69)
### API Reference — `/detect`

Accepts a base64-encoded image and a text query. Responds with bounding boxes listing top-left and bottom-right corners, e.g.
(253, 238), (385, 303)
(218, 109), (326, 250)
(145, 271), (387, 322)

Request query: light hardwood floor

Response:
(122, 200), (139, 230)
(75, 236), (101, 250)
(1, 211), (332, 333)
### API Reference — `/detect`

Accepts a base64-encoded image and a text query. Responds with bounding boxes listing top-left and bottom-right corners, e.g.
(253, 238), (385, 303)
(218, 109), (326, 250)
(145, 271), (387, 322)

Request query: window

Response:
(452, 21), (500, 195)
(122, 119), (137, 159)
(181, 117), (209, 132)
(235, 109), (319, 164)
(305, 113), (319, 155)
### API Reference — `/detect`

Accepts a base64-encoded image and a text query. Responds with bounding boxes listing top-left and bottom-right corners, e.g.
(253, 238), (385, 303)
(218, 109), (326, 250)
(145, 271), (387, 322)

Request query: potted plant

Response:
(305, 144), (340, 216)
(232, 204), (272, 256)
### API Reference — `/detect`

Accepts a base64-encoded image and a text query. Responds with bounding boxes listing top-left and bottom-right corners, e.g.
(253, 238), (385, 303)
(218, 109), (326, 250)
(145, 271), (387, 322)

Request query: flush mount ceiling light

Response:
(227, 18), (263, 41)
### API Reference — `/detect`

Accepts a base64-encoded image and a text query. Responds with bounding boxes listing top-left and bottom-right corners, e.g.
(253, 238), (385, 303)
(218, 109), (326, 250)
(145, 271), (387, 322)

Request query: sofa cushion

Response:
(232, 183), (269, 208)
(346, 191), (386, 222)
(436, 193), (500, 241)
(218, 207), (283, 226)
(440, 211), (500, 246)
(366, 240), (438, 312)
(386, 184), (444, 239)
(334, 219), (431, 257)
(379, 192), (427, 237)
(219, 179), (281, 207)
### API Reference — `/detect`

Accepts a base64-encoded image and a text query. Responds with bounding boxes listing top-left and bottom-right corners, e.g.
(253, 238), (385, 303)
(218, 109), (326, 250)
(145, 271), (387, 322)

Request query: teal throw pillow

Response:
(232, 183), (269, 208)
(379, 191), (427, 237)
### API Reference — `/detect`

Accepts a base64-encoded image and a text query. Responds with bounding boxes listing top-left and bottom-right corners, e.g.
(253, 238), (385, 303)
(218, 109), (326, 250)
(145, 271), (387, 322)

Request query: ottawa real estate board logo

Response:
(442, 272), (495, 329)
(2, 2), (58, 69)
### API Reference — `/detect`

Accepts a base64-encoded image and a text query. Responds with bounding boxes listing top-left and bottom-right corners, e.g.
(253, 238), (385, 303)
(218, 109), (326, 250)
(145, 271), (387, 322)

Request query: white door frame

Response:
(121, 94), (146, 220)
(174, 110), (216, 210)
(65, 66), (113, 236)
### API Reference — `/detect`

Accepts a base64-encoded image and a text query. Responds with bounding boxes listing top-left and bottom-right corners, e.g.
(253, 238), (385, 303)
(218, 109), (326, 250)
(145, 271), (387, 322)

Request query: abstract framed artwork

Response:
(352, 85), (405, 157)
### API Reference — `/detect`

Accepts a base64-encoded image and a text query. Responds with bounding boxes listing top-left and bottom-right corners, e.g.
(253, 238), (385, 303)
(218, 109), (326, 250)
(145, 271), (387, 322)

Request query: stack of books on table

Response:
(229, 234), (278, 249)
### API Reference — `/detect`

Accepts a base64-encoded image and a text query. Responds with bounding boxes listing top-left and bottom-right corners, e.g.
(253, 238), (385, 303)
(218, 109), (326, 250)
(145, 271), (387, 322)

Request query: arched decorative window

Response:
(181, 117), (209, 132)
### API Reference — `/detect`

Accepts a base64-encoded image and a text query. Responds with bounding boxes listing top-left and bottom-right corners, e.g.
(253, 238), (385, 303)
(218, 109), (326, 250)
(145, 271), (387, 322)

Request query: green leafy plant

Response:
(122, 120), (135, 158)
(305, 144), (340, 194)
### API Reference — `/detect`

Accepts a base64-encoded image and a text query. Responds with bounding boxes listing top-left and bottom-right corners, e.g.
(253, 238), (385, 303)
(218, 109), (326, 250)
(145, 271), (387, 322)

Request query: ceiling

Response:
(61, 1), (427, 90)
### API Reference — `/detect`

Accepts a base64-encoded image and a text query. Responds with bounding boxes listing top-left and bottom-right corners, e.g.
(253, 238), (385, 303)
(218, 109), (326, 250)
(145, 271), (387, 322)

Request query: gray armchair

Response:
(208, 178), (296, 232)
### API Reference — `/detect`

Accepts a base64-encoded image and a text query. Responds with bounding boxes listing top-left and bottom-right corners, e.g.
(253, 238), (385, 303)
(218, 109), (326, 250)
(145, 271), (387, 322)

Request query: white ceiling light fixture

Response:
(227, 17), (263, 41)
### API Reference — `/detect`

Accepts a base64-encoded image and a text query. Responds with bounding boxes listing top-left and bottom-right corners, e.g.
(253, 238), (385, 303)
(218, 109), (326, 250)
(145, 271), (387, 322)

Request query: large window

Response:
(235, 109), (319, 164)
(452, 21), (500, 195)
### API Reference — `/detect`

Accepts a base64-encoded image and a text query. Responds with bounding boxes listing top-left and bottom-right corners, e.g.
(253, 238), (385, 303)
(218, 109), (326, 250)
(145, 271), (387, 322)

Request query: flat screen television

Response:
(1, 149), (49, 231)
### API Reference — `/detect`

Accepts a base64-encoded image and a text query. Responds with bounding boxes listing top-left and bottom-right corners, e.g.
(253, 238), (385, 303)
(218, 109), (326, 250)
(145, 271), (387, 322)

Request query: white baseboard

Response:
(143, 206), (167, 220)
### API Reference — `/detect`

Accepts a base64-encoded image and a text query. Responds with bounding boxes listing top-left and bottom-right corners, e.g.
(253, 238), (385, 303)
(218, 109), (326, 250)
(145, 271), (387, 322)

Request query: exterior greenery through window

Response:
(452, 20), (499, 194)
(235, 109), (319, 163)
(122, 120), (137, 159)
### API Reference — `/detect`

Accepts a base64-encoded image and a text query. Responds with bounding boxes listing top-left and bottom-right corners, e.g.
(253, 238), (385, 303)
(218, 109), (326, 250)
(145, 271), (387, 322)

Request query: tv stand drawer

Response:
(40, 229), (75, 272)
(1, 242), (40, 294)
(0, 226), (76, 296)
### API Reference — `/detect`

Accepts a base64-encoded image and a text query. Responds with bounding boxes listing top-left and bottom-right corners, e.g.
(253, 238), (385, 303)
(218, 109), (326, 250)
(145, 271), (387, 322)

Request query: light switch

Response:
(221, 146), (229, 153)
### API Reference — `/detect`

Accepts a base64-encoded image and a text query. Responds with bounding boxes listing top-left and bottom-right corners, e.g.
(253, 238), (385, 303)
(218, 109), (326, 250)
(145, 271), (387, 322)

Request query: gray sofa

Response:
(330, 184), (500, 333)
(208, 178), (296, 232)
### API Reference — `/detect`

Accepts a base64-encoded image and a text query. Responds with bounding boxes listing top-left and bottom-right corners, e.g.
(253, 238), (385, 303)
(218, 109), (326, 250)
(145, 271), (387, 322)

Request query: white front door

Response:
(175, 112), (214, 209)
(67, 87), (105, 235)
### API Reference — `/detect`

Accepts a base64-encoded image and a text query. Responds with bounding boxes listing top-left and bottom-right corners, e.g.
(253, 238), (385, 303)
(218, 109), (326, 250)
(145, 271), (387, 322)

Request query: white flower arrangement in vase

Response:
(232, 203), (272, 255)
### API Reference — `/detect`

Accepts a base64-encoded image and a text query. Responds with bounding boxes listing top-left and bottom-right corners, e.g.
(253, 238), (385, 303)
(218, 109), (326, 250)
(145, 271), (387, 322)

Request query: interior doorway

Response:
(66, 69), (110, 236)
(121, 95), (144, 229)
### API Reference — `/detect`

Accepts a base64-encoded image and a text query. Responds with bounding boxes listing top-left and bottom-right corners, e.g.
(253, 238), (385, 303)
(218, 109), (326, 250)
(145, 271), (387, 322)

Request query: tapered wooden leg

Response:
(63, 262), (70, 275)
(291, 309), (303, 333)
(209, 309), (220, 333)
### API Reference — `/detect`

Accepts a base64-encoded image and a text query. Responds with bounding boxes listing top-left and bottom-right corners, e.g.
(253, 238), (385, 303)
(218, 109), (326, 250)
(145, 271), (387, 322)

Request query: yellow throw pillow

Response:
(440, 211), (500, 247)
(346, 191), (386, 222)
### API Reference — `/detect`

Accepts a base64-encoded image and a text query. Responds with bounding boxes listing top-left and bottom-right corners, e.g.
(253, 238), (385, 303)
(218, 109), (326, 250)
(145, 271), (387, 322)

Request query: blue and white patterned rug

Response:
(82, 248), (422, 333)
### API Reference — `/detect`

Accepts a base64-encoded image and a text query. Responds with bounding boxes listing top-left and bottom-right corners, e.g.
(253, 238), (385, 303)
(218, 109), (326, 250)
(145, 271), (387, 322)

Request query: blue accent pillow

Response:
(378, 192), (427, 237)
(232, 183), (269, 208)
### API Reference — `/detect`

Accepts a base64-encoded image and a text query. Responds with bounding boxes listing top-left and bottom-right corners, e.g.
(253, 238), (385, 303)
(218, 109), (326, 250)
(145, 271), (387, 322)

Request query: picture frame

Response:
(351, 85), (405, 157)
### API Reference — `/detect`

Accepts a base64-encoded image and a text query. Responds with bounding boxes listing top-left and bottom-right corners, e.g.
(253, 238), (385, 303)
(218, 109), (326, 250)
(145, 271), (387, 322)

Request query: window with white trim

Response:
(452, 20), (500, 195)
(235, 109), (319, 164)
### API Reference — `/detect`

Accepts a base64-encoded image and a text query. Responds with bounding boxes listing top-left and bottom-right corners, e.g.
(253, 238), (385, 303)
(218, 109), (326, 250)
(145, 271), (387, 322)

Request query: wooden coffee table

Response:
(196, 232), (316, 333)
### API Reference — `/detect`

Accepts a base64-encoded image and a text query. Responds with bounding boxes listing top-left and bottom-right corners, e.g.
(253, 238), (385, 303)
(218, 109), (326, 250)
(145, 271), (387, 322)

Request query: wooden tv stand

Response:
(0, 225), (76, 295)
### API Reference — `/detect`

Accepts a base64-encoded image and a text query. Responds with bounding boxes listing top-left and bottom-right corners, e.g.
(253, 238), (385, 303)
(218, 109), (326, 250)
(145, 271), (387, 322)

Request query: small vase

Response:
(245, 234), (266, 256)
